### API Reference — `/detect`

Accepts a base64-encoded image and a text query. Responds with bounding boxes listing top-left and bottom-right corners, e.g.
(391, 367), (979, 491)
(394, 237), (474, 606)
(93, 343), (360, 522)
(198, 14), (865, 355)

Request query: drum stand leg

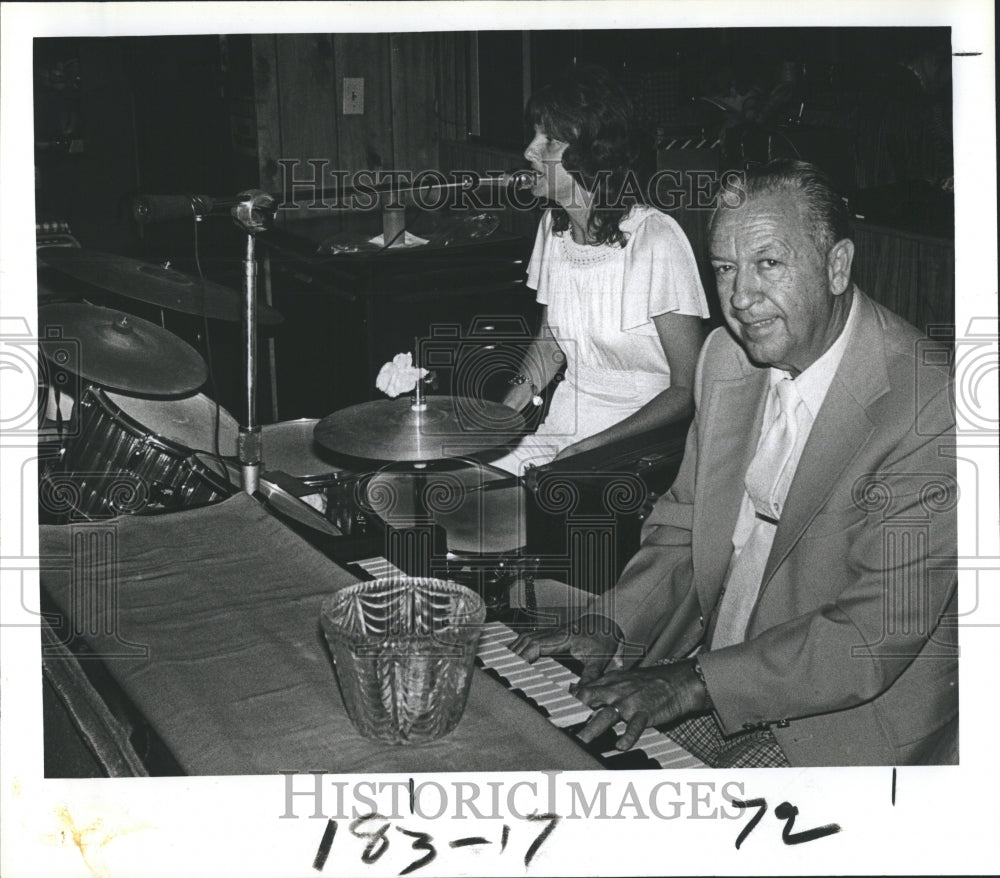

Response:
(262, 247), (280, 423)
(230, 191), (276, 496)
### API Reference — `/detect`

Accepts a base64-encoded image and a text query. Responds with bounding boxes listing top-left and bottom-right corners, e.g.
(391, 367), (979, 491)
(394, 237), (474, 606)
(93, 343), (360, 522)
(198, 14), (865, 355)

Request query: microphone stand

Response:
(230, 190), (276, 495)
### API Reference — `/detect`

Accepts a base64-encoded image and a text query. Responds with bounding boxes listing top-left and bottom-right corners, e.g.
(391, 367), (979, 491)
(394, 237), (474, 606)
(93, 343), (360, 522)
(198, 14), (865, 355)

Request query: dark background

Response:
(34, 28), (954, 421)
(34, 28), (953, 249)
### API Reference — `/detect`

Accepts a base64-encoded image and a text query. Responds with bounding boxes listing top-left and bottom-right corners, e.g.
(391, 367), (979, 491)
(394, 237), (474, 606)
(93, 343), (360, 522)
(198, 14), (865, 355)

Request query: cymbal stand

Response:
(231, 190), (276, 495)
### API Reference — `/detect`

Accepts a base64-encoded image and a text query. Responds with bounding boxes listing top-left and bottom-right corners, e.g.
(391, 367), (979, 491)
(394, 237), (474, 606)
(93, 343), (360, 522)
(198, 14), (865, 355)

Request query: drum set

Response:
(37, 247), (533, 613)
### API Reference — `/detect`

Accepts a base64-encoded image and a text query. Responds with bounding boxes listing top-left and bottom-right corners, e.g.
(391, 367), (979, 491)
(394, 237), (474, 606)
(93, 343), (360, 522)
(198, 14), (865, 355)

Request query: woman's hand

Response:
(501, 311), (562, 415)
(550, 435), (602, 463)
(501, 381), (537, 415)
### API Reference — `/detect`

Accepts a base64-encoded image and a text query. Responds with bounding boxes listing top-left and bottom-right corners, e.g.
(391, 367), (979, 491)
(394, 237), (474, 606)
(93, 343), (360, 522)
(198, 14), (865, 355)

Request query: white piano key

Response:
(486, 656), (527, 673)
(649, 750), (705, 769)
(502, 669), (545, 685)
(541, 667), (578, 686)
(477, 645), (515, 660)
(547, 708), (594, 728)
(519, 682), (558, 697)
(544, 694), (583, 710)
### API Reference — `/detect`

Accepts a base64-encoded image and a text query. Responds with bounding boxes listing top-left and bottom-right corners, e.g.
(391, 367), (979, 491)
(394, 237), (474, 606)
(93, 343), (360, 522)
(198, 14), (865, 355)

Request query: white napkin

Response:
(368, 230), (429, 249)
(376, 352), (429, 398)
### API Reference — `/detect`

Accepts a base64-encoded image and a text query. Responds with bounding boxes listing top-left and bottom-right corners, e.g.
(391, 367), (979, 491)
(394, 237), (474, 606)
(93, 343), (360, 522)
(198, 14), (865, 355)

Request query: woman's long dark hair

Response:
(526, 65), (640, 247)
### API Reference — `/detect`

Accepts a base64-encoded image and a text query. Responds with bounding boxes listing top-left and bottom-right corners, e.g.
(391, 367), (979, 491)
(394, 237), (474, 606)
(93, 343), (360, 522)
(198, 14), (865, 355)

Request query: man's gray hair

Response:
(712, 159), (853, 256)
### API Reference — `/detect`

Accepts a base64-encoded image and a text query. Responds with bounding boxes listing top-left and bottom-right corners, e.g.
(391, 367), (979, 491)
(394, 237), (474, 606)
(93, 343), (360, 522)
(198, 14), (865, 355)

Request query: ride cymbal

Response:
(314, 396), (526, 462)
(39, 302), (208, 395)
(37, 247), (283, 325)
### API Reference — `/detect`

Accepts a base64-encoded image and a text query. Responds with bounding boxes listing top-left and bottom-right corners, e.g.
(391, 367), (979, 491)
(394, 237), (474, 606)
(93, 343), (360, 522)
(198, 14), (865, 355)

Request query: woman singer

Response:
(491, 66), (709, 475)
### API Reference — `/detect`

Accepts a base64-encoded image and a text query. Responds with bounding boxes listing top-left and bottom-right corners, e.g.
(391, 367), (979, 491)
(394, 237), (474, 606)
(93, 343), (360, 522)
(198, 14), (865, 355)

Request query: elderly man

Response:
(514, 159), (957, 767)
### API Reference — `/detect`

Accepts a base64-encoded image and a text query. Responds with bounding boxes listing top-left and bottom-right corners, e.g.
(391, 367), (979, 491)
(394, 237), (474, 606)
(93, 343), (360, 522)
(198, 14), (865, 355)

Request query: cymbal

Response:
(314, 396), (526, 461)
(37, 247), (283, 325)
(39, 303), (208, 395)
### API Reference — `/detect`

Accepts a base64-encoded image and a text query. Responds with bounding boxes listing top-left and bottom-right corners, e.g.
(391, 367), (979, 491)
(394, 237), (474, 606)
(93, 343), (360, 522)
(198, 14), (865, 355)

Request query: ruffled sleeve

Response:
(619, 206), (709, 336)
(526, 209), (555, 303)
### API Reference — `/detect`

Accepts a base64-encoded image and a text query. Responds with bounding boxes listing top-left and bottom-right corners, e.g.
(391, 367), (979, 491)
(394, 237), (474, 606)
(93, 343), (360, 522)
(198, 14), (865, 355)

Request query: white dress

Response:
(491, 204), (709, 474)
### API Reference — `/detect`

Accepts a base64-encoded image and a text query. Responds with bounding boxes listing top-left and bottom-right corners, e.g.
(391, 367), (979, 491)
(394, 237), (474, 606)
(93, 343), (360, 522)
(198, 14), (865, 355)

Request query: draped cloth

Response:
(39, 494), (600, 773)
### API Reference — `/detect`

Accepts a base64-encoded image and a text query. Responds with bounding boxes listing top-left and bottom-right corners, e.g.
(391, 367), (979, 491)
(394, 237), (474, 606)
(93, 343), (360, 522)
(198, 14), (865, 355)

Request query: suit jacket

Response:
(595, 290), (958, 766)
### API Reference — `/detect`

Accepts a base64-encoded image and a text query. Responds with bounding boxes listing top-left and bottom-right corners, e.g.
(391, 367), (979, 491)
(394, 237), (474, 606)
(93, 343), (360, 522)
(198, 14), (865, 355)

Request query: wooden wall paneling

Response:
(389, 33), (439, 174)
(251, 35), (283, 217)
(333, 33), (394, 182)
(435, 32), (469, 144)
(454, 35), (470, 143)
(272, 34), (339, 224)
(220, 35), (265, 195)
(58, 39), (139, 253)
(852, 223), (955, 335)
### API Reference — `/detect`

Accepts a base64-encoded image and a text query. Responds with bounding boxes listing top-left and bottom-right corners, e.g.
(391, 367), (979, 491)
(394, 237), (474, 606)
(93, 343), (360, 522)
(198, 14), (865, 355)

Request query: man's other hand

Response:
(511, 618), (621, 686)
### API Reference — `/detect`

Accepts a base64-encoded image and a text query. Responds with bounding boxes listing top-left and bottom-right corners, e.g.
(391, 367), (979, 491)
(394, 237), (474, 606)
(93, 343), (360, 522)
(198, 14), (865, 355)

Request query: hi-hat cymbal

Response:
(314, 396), (526, 461)
(37, 247), (283, 325)
(39, 302), (207, 395)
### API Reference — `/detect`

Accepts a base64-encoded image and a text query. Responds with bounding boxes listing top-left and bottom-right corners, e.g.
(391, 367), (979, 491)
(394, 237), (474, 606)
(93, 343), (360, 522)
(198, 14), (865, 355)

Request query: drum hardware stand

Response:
(381, 200), (407, 247)
(322, 472), (376, 536)
(261, 248), (280, 422)
(395, 359), (539, 616)
(230, 190), (277, 496)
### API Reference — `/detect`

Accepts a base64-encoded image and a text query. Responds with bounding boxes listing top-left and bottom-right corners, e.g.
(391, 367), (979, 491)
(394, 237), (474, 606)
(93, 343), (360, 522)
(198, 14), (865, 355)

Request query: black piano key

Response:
(564, 722), (663, 769)
(554, 655), (586, 679)
(599, 749), (662, 770)
(346, 562), (374, 581)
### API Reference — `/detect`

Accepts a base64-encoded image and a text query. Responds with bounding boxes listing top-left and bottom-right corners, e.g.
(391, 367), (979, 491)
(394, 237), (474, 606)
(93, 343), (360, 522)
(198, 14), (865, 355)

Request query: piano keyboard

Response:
(355, 556), (407, 579)
(354, 556), (706, 769)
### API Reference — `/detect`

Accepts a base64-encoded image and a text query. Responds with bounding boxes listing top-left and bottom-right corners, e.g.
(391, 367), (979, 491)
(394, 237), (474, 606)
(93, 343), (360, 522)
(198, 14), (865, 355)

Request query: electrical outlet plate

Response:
(343, 78), (364, 115)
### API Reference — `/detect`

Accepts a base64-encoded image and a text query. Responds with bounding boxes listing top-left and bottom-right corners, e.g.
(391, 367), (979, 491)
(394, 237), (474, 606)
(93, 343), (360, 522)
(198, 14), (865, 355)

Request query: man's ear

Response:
(827, 238), (855, 295)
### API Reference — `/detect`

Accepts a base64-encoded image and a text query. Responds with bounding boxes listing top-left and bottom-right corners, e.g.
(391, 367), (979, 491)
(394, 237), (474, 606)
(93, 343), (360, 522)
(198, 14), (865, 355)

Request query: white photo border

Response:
(2, 2), (996, 876)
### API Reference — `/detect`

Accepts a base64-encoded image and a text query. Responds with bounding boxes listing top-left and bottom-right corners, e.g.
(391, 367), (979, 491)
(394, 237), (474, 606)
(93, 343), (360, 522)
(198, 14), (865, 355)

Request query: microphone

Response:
(133, 172), (539, 225)
(485, 170), (539, 190)
(379, 171), (539, 193)
(132, 194), (215, 224)
(392, 170), (539, 195)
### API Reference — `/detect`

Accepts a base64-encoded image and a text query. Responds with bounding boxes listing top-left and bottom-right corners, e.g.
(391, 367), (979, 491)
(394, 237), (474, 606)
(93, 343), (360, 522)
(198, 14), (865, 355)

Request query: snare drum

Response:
(42, 387), (238, 520)
(365, 462), (526, 556)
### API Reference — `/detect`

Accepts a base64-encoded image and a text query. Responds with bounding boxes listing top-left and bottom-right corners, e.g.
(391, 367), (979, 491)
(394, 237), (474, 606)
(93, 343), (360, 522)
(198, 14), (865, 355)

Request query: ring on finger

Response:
(604, 703), (624, 721)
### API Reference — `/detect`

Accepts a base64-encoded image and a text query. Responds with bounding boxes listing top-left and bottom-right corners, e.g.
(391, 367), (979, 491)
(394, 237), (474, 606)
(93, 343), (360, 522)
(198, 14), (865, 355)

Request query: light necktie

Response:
(744, 378), (802, 521)
(711, 378), (802, 649)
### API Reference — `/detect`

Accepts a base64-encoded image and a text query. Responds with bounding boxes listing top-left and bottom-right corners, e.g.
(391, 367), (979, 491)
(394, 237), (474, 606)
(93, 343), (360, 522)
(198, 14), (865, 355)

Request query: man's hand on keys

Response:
(511, 619), (621, 686)
(513, 621), (711, 751)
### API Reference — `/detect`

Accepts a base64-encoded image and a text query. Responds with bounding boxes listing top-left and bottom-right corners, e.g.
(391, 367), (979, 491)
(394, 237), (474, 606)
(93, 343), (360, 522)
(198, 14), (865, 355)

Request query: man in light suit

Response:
(514, 159), (957, 767)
